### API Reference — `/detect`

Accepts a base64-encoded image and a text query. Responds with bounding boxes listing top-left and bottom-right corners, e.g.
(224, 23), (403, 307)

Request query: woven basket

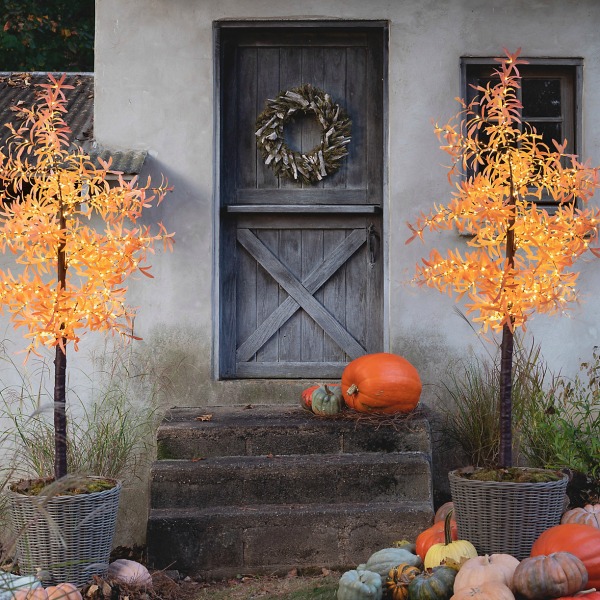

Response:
(7, 477), (121, 587)
(449, 468), (568, 560)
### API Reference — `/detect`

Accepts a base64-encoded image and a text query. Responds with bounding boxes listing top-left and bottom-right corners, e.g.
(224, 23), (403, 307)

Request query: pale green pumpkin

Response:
(337, 569), (383, 600)
(362, 547), (423, 577)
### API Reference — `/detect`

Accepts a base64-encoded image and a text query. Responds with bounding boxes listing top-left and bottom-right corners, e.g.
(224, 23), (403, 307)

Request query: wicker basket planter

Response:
(6, 477), (121, 587)
(449, 467), (568, 560)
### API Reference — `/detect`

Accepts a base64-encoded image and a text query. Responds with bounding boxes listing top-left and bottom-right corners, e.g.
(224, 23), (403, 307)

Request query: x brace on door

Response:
(236, 228), (368, 362)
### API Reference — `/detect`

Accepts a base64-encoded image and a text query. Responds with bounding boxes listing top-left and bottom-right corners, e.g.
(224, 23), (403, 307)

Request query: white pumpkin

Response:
(454, 554), (520, 592)
(107, 559), (152, 587)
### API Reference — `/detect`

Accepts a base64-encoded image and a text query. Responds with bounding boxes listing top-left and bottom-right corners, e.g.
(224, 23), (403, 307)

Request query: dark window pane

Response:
(527, 121), (562, 149)
(522, 79), (561, 118)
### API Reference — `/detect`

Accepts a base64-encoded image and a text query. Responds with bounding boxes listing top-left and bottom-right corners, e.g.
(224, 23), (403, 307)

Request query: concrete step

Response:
(147, 500), (433, 579)
(157, 405), (431, 459)
(147, 404), (434, 578)
(151, 451), (431, 508)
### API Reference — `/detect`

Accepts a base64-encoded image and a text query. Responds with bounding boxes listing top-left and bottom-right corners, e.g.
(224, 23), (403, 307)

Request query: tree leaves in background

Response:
(0, 0), (94, 72)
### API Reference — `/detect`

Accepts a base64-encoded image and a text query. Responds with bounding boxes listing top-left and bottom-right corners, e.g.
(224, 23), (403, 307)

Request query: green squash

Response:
(408, 566), (456, 600)
(311, 384), (344, 416)
(363, 547), (423, 577)
(337, 569), (383, 600)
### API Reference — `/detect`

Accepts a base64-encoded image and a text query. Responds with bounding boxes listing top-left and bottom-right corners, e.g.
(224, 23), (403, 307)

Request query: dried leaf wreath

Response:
(255, 84), (352, 185)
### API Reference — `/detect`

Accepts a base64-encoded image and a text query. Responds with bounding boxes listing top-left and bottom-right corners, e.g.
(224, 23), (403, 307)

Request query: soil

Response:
(9, 476), (117, 496)
(455, 466), (564, 483)
(81, 569), (341, 600)
(88, 547), (341, 600)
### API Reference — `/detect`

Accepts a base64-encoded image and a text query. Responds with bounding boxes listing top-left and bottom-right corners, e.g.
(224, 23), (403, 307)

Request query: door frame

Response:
(213, 19), (389, 380)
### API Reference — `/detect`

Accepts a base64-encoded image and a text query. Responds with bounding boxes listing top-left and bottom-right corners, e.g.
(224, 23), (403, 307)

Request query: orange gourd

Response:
(341, 353), (422, 414)
(531, 523), (600, 589)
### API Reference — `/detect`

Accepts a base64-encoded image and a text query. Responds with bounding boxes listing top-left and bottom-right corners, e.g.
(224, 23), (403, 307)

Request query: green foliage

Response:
(440, 333), (548, 469)
(441, 336), (600, 501)
(519, 348), (600, 482)
(0, 0), (94, 71)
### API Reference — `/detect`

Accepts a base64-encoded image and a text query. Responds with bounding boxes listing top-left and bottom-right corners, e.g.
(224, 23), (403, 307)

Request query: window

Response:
(462, 58), (582, 210)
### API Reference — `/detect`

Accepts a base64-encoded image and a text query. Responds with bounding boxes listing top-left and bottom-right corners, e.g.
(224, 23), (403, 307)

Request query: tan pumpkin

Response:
(434, 502), (455, 523)
(386, 563), (422, 600)
(512, 552), (588, 600)
(451, 583), (515, 600)
(454, 554), (520, 592)
(561, 504), (600, 529)
(46, 583), (82, 600)
(12, 589), (48, 600)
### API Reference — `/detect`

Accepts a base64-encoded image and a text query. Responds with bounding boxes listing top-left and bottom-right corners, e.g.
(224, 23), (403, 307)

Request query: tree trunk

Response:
(499, 323), (514, 467)
(499, 159), (517, 468)
(54, 182), (68, 480)
(54, 344), (68, 479)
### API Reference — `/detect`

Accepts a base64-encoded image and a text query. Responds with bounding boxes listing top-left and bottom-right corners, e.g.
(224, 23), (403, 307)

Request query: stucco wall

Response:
(2, 0), (596, 545)
(93, 0), (600, 408)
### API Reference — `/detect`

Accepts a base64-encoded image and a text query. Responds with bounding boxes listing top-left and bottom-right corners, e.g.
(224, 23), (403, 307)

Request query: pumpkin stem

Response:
(347, 383), (359, 395)
(443, 509), (454, 546)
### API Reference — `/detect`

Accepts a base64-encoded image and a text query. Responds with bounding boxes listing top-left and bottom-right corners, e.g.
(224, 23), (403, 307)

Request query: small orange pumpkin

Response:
(561, 504), (600, 529)
(341, 353), (422, 414)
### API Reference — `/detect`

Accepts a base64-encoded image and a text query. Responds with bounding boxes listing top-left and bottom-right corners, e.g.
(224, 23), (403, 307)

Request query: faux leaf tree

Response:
(0, 74), (173, 481)
(407, 49), (600, 467)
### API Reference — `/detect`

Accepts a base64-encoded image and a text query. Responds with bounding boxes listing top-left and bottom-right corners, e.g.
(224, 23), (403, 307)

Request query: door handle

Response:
(367, 223), (380, 264)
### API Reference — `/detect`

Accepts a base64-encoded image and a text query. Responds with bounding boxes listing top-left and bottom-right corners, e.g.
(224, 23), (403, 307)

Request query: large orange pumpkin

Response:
(531, 523), (600, 589)
(341, 353), (422, 414)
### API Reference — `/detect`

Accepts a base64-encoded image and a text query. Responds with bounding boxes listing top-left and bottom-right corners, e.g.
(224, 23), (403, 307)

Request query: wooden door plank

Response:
(323, 229), (347, 362)
(255, 229), (280, 362)
(278, 228), (302, 362)
(301, 228), (325, 361)
(256, 47), (280, 189)
(236, 228), (366, 362)
(237, 47), (258, 189)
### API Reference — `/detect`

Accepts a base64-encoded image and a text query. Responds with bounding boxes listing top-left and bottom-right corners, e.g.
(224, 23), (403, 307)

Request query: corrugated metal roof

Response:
(0, 72), (146, 176)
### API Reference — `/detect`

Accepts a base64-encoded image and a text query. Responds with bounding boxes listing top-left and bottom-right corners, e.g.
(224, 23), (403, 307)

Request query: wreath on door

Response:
(255, 84), (352, 185)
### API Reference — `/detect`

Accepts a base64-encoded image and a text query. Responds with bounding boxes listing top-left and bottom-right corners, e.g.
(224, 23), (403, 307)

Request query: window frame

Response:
(460, 57), (583, 211)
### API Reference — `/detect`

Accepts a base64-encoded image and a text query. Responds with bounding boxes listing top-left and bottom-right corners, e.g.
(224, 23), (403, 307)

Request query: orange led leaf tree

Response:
(407, 49), (600, 467)
(0, 74), (174, 480)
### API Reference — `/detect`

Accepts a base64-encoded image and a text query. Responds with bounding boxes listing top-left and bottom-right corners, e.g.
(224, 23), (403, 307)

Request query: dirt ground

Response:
(82, 568), (341, 600)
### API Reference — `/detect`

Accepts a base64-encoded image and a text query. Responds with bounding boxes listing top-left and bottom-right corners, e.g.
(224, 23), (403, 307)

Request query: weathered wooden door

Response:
(218, 22), (386, 379)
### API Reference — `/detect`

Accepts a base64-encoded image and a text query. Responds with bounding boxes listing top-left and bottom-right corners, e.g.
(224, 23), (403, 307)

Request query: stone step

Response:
(147, 500), (433, 579)
(151, 451), (431, 508)
(157, 405), (431, 459)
